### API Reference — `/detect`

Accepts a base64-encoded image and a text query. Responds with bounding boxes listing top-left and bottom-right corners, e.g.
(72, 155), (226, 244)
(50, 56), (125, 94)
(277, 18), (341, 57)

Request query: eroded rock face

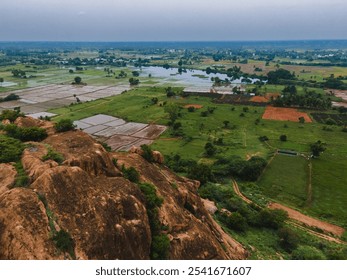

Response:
(0, 164), (16, 195)
(43, 130), (121, 177)
(0, 120), (247, 260)
(116, 153), (247, 260)
(30, 166), (151, 260)
(0, 188), (59, 260)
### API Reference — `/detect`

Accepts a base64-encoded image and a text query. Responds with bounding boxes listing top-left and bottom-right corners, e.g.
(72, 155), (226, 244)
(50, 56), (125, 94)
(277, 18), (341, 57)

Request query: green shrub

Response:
(292, 245), (326, 260)
(52, 229), (75, 257)
(256, 209), (288, 229)
(14, 161), (30, 187)
(42, 148), (64, 164)
(278, 227), (300, 252)
(138, 183), (169, 259)
(150, 234), (170, 260)
(141, 144), (154, 163)
(0, 135), (25, 163)
(221, 212), (248, 232)
(122, 165), (140, 183)
(4, 124), (47, 142)
(54, 119), (76, 132)
(0, 109), (24, 122)
(187, 163), (214, 185)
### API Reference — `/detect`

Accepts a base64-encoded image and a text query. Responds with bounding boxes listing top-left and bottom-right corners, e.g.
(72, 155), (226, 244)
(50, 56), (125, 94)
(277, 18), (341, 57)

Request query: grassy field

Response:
(49, 86), (347, 230)
(257, 154), (309, 208)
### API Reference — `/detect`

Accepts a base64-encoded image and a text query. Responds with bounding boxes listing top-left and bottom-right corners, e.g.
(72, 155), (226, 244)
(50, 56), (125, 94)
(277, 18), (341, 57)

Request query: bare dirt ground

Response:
(262, 106), (312, 122)
(250, 96), (268, 103)
(183, 104), (203, 109)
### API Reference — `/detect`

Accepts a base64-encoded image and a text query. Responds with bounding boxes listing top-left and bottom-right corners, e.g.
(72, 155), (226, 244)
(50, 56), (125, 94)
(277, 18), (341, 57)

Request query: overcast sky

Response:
(0, 0), (346, 41)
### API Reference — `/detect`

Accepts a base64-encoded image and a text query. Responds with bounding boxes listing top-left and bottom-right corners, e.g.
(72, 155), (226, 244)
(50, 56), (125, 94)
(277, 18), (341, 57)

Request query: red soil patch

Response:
(183, 104), (203, 109)
(250, 96), (268, 103)
(262, 106), (312, 123)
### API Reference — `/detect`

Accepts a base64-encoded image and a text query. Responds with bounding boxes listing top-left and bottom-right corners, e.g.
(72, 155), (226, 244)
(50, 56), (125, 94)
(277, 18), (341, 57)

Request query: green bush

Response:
(42, 148), (64, 164)
(150, 234), (170, 260)
(141, 144), (154, 163)
(0, 135), (25, 163)
(187, 163), (214, 185)
(52, 229), (75, 257)
(221, 212), (248, 232)
(4, 124), (48, 142)
(278, 227), (300, 252)
(122, 165), (140, 183)
(292, 245), (326, 260)
(256, 209), (288, 229)
(14, 161), (30, 187)
(54, 119), (76, 132)
(0, 109), (24, 122)
(138, 183), (168, 259)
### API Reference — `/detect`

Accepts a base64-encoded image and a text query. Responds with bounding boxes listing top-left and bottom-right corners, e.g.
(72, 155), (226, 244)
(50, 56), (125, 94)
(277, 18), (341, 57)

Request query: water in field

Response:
(135, 66), (260, 86)
(0, 81), (18, 87)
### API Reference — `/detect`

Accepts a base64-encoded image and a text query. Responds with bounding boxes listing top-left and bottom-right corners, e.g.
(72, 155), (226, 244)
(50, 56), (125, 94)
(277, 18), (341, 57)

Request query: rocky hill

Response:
(0, 117), (247, 260)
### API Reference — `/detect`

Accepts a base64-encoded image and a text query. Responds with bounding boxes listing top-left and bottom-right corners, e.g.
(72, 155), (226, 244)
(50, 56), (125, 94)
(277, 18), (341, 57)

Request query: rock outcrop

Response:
(0, 119), (247, 260)
(0, 164), (17, 195)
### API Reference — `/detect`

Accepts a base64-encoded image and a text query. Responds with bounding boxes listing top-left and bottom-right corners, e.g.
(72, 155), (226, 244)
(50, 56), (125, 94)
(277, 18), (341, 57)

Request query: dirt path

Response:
(231, 178), (346, 243)
(268, 202), (345, 237)
(231, 178), (252, 205)
(288, 221), (346, 244)
(306, 161), (313, 206)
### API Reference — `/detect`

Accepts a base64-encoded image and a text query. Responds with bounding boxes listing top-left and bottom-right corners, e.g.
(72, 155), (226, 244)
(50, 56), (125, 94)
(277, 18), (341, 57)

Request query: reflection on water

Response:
(136, 66), (260, 86)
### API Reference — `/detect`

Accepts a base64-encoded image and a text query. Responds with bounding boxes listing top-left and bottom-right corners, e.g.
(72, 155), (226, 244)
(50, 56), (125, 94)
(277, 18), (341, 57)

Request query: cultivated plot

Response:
(74, 114), (167, 151)
(0, 84), (129, 114)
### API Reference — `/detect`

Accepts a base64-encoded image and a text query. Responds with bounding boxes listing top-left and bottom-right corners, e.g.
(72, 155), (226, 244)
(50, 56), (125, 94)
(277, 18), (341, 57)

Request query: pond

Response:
(135, 66), (261, 86)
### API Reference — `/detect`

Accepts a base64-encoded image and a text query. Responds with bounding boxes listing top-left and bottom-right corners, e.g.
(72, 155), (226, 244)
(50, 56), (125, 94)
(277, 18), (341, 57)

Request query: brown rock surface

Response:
(15, 116), (55, 135)
(0, 188), (59, 259)
(0, 164), (16, 194)
(43, 130), (121, 177)
(0, 119), (247, 260)
(116, 153), (247, 260)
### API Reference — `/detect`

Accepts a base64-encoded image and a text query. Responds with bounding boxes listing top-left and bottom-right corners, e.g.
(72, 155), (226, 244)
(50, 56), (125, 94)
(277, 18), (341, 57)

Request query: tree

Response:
(164, 103), (180, 123)
(0, 77), (4, 85)
(132, 71), (140, 77)
(187, 163), (214, 185)
(223, 120), (230, 128)
(165, 87), (175, 98)
(267, 68), (295, 84)
(310, 140), (327, 157)
(129, 77), (139, 85)
(74, 76), (82, 84)
(280, 134), (287, 141)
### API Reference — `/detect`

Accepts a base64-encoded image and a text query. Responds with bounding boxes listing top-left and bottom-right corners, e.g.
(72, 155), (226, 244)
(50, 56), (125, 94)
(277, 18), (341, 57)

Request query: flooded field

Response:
(0, 84), (129, 114)
(74, 114), (166, 151)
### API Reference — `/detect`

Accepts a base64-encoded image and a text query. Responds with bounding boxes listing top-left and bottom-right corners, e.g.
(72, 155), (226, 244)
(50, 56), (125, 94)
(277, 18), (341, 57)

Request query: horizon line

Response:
(1, 39), (347, 43)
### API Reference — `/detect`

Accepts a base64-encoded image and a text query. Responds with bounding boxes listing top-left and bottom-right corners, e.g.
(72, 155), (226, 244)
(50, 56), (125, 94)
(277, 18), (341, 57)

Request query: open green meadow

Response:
(257, 154), (308, 208)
